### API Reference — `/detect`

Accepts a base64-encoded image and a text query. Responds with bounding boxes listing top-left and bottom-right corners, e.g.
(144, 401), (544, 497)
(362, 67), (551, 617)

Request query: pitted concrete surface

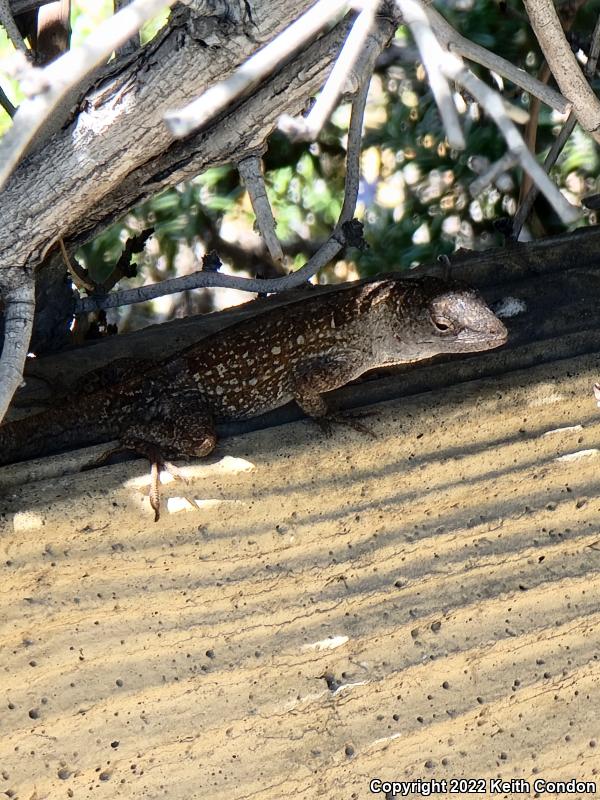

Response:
(1, 347), (599, 799)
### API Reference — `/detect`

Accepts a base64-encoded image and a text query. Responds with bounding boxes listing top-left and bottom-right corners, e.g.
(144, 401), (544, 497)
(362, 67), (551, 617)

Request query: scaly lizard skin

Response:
(0, 277), (508, 518)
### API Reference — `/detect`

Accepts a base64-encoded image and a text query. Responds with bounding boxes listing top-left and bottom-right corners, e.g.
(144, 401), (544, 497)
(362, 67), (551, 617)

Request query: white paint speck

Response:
(543, 425), (583, 437)
(13, 511), (44, 532)
(271, 346), (281, 355)
(494, 296), (527, 318)
(301, 635), (349, 652)
(555, 449), (599, 462)
(333, 680), (369, 695)
(529, 393), (564, 407)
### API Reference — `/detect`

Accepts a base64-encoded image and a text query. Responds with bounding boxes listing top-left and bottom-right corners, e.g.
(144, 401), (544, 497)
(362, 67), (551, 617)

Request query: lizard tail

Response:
(0, 404), (113, 466)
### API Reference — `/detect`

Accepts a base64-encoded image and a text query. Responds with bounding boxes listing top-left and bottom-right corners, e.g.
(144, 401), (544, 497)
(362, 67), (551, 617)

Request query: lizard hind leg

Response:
(88, 415), (218, 521)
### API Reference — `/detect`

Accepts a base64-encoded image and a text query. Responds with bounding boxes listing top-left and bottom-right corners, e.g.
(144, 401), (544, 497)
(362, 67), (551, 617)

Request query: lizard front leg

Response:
(92, 410), (217, 521)
(290, 354), (375, 436)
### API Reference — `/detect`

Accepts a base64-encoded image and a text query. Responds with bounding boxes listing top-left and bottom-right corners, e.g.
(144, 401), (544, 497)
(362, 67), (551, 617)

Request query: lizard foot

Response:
(84, 442), (189, 522)
(149, 459), (190, 522)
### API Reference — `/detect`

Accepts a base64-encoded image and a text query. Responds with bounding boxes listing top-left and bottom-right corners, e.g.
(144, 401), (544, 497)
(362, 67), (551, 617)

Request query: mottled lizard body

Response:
(0, 277), (507, 518)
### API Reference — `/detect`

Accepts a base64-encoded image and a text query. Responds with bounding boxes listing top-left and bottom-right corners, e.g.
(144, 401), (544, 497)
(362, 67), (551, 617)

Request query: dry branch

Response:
(237, 154), (284, 265)
(396, 0), (464, 149)
(1, 0), (351, 420)
(396, 0), (579, 225)
(279, 0), (378, 142)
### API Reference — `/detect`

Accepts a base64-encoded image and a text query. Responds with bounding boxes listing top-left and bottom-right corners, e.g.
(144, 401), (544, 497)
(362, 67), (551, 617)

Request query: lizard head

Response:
(419, 278), (508, 353)
(376, 277), (507, 359)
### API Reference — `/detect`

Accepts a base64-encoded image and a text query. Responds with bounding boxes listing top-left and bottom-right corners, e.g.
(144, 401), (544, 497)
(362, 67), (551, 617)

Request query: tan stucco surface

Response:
(1, 349), (600, 799)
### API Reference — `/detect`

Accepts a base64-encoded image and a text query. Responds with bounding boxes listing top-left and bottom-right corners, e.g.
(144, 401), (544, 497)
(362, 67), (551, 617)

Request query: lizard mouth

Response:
(464, 327), (508, 349)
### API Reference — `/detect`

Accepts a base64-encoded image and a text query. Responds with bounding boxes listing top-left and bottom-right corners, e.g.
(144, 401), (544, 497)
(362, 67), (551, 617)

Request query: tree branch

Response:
(237, 153), (284, 264)
(75, 21), (384, 314)
(395, 0), (465, 149)
(0, 0), (30, 53)
(425, 4), (570, 114)
(395, 0), (579, 225)
(164, 0), (350, 137)
(455, 67), (578, 224)
(511, 13), (600, 239)
(279, 0), (378, 142)
(469, 152), (518, 197)
(0, 0), (178, 190)
(523, 0), (600, 142)
(0, 267), (35, 420)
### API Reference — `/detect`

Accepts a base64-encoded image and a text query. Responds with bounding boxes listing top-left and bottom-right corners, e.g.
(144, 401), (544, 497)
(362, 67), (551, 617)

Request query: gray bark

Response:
(0, 0), (343, 272)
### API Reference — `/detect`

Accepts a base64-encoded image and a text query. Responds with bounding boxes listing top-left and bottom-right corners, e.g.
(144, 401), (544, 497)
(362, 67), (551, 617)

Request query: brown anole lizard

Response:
(0, 277), (508, 519)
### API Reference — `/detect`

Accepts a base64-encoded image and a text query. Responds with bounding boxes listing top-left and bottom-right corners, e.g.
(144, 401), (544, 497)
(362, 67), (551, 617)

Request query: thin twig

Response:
(237, 154), (284, 264)
(395, 0), (577, 223)
(469, 152), (518, 197)
(395, 0), (465, 149)
(279, 0), (377, 141)
(0, 83), (16, 116)
(0, 0), (30, 53)
(518, 1), (583, 213)
(59, 236), (96, 291)
(0, 0), (178, 191)
(511, 114), (577, 238)
(425, 4), (569, 114)
(164, 0), (350, 138)
(455, 67), (578, 224)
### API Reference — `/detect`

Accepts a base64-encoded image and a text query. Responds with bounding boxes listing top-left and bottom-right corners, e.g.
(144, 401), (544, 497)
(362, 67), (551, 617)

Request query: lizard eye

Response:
(431, 315), (455, 334)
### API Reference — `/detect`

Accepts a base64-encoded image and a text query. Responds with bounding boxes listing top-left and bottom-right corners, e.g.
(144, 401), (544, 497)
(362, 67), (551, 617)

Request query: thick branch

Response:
(22, 15), (349, 265)
(0, 1), (322, 271)
(0, 267), (35, 420)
